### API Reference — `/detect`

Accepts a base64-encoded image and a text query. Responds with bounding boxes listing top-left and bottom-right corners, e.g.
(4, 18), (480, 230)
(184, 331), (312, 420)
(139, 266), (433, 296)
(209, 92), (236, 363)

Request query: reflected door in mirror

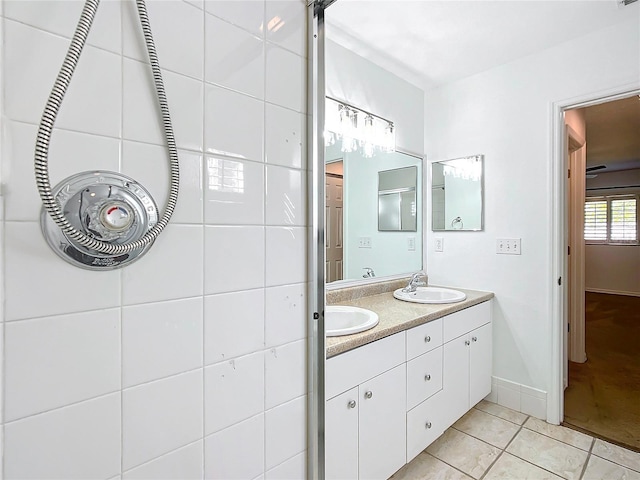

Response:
(326, 162), (344, 282)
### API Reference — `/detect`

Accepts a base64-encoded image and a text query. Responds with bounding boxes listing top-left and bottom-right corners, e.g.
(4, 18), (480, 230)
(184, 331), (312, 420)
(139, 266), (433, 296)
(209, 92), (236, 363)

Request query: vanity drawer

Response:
(407, 390), (445, 462)
(407, 346), (443, 410)
(443, 301), (491, 342)
(326, 332), (406, 400)
(406, 317), (443, 360)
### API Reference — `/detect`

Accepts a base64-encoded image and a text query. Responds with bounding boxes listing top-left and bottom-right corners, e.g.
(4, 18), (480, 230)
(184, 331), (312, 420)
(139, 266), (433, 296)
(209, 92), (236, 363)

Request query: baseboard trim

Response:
(485, 376), (547, 421)
(586, 288), (640, 298)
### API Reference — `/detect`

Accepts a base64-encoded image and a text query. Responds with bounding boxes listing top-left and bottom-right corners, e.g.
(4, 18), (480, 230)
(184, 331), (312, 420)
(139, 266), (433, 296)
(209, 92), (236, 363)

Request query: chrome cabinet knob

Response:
(472, 336), (478, 342)
(465, 340), (471, 346)
(424, 374), (431, 381)
(365, 391), (373, 399)
(424, 335), (431, 343)
(425, 421), (432, 429)
(347, 400), (356, 409)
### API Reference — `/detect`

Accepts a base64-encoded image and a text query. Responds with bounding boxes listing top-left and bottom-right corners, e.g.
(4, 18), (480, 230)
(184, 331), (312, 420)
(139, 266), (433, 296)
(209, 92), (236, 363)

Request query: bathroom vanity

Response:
(325, 286), (493, 480)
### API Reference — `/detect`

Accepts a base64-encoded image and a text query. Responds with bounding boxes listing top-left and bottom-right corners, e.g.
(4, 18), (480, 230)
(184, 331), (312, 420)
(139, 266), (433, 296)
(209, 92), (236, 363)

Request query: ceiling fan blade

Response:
(586, 165), (606, 172)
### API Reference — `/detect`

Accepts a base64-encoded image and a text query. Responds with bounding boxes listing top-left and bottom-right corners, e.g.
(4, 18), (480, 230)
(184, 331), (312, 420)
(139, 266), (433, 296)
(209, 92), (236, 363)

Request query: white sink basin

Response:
(326, 305), (379, 337)
(393, 286), (466, 304)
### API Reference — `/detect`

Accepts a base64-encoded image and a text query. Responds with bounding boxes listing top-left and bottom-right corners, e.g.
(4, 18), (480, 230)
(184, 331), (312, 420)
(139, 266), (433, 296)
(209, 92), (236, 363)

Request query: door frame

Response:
(549, 84), (640, 425)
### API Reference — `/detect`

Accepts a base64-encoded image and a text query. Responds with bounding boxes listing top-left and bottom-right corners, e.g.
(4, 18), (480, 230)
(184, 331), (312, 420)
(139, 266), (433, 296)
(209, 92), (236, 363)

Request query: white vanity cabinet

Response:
(326, 300), (492, 479)
(326, 334), (407, 480)
(442, 302), (492, 427)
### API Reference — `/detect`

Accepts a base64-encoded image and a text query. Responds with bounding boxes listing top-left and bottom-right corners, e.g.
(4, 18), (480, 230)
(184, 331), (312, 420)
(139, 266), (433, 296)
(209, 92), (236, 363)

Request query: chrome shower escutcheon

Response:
(41, 172), (159, 270)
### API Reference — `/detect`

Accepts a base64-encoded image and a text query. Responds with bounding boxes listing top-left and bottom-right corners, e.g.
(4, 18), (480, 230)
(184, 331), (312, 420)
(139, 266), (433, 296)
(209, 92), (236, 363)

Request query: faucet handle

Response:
(362, 267), (375, 278)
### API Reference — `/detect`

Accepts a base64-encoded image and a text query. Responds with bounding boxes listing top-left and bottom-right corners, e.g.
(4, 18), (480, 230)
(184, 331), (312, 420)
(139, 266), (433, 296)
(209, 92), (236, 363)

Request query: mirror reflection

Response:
(431, 155), (484, 231)
(326, 142), (422, 283)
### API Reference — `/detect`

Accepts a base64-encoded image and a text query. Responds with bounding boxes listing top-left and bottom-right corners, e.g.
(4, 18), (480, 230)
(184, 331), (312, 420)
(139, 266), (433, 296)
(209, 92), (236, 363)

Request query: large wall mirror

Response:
(432, 155), (484, 231)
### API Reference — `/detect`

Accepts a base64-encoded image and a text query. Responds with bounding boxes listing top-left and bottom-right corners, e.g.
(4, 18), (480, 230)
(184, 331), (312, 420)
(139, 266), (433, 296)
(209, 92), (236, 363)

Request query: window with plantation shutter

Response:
(585, 195), (638, 245)
(584, 199), (607, 242)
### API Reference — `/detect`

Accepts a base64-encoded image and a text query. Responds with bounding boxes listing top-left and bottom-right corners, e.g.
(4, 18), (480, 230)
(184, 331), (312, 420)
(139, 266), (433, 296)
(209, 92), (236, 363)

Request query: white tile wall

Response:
(0, 0), (308, 477)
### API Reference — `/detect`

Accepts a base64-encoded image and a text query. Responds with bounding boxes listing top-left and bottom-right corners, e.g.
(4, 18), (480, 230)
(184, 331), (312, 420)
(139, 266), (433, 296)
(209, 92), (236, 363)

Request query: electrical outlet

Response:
(496, 238), (521, 255)
(435, 237), (444, 252)
(358, 237), (372, 248)
(407, 236), (416, 251)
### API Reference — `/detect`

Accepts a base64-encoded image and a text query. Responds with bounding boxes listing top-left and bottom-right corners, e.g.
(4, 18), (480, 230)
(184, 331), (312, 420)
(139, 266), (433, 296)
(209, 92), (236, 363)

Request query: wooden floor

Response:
(564, 292), (640, 452)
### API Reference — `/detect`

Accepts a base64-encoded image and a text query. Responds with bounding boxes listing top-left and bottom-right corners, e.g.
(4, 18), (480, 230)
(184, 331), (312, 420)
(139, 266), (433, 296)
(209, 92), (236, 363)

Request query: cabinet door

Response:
(469, 322), (492, 407)
(359, 364), (407, 480)
(442, 335), (470, 429)
(326, 387), (359, 480)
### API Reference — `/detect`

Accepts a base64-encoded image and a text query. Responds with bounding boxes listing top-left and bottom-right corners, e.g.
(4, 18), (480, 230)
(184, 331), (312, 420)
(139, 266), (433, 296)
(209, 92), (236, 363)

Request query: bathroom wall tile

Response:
(4, 309), (120, 422)
(123, 0), (204, 80)
(123, 58), (204, 152)
(265, 103), (304, 169)
(122, 224), (204, 305)
(266, 227), (306, 286)
(123, 297), (203, 388)
(4, 222), (121, 321)
(592, 439), (640, 472)
(266, 44), (305, 113)
(426, 428), (500, 480)
(205, 84), (264, 162)
(4, 393), (121, 480)
(265, 395), (306, 470)
(205, 14), (264, 99)
(583, 455), (640, 480)
(265, 340), (306, 409)
(265, 283), (306, 347)
(506, 429), (588, 480)
(520, 393), (546, 420)
(4, 20), (121, 136)
(265, 451), (306, 480)
(204, 352), (264, 434)
(3, 121), (120, 222)
(123, 370), (203, 470)
(204, 414), (265, 480)
(204, 156), (264, 225)
(205, 0), (265, 38)
(3, 0), (121, 54)
(497, 383), (521, 412)
(453, 408), (519, 449)
(204, 226), (265, 294)
(266, 165), (305, 226)
(204, 289), (265, 365)
(123, 441), (203, 480)
(266, 1), (306, 57)
(122, 141), (204, 224)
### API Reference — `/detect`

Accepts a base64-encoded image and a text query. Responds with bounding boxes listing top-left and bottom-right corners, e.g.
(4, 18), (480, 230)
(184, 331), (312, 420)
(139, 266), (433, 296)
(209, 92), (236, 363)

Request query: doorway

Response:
(326, 160), (344, 283)
(561, 95), (640, 451)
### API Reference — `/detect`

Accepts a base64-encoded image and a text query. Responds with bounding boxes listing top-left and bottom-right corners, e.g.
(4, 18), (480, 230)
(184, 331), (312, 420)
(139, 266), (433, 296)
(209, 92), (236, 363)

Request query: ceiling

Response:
(326, 0), (640, 171)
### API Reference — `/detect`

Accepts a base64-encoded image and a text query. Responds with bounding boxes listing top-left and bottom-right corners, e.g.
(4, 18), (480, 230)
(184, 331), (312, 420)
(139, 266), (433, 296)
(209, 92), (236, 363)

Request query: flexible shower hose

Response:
(34, 0), (179, 255)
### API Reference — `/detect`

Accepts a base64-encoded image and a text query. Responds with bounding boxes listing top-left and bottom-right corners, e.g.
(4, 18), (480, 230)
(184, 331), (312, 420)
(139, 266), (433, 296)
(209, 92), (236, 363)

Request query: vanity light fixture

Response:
(325, 97), (396, 156)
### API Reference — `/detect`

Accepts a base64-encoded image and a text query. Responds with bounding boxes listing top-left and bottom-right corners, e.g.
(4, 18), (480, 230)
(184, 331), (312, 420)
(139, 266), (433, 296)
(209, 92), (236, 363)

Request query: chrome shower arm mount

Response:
(35, 0), (180, 269)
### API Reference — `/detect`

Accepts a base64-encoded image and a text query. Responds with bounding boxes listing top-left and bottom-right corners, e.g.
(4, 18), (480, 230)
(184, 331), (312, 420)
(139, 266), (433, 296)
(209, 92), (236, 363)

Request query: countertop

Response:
(326, 287), (494, 358)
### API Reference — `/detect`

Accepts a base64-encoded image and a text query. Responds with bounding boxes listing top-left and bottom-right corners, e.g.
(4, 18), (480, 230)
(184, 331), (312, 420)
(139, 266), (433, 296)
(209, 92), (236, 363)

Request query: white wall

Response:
(585, 169), (640, 296)
(424, 15), (640, 406)
(0, 1), (308, 478)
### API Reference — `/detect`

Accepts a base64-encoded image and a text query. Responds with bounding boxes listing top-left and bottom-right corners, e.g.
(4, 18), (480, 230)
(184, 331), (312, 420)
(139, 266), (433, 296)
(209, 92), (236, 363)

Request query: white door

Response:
(442, 336), (470, 427)
(469, 323), (492, 406)
(326, 172), (344, 282)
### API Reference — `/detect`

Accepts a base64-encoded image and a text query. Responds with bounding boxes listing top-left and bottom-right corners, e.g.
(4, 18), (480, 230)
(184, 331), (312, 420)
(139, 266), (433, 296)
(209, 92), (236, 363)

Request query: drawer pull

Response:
(424, 335), (431, 343)
(465, 340), (471, 346)
(347, 400), (356, 409)
(425, 421), (432, 429)
(472, 336), (478, 342)
(365, 391), (373, 399)
(424, 374), (431, 381)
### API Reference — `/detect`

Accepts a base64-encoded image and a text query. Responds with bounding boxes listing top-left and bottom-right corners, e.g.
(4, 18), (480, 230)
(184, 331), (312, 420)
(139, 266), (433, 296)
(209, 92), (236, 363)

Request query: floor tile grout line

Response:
(578, 438), (596, 480)
(521, 424), (594, 453)
(472, 404), (528, 427)
(478, 422), (526, 480)
(423, 451), (476, 480)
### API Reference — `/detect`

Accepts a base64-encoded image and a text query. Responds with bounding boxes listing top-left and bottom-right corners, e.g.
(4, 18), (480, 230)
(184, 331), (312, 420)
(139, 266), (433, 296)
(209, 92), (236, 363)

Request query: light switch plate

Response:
(496, 238), (521, 255)
(435, 237), (444, 252)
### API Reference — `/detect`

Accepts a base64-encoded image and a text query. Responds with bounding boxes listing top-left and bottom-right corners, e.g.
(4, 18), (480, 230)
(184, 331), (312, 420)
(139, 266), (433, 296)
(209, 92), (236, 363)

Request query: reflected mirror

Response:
(431, 155), (484, 231)
(326, 142), (422, 283)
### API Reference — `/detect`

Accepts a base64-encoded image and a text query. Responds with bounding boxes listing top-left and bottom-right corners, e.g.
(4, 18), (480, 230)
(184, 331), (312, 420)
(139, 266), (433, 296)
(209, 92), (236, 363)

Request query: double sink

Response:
(326, 286), (466, 337)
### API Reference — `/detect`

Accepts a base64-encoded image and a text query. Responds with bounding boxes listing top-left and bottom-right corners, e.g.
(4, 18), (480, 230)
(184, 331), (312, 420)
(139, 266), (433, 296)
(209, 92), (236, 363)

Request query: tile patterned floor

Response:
(391, 400), (640, 480)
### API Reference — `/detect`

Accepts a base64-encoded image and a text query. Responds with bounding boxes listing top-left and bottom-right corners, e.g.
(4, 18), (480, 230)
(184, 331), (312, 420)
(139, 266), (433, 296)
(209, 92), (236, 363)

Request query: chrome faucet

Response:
(402, 271), (428, 293)
(362, 267), (376, 278)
